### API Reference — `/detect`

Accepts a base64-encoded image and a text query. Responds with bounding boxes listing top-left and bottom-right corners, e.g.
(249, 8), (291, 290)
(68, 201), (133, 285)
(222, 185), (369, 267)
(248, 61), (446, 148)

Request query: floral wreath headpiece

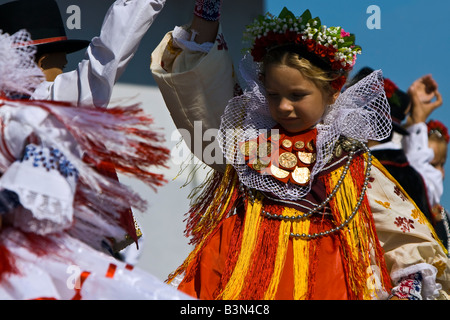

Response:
(427, 119), (450, 144)
(243, 8), (362, 89)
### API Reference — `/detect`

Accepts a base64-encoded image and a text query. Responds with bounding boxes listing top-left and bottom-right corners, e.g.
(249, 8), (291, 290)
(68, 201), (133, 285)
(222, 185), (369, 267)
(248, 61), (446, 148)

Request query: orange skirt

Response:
(178, 213), (350, 300)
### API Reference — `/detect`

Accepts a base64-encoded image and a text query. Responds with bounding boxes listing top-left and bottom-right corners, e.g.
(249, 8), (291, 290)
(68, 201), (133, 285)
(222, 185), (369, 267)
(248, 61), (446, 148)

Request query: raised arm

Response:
(33, 0), (166, 108)
(190, 0), (221, 43)
(151, 0), (236, 172)
(402, 75), (445, 207)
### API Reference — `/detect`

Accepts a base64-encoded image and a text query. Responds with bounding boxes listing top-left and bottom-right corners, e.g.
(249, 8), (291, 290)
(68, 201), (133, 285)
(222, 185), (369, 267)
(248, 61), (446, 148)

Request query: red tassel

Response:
(238, 203), (282, 300)
(0, 242), (18, 282)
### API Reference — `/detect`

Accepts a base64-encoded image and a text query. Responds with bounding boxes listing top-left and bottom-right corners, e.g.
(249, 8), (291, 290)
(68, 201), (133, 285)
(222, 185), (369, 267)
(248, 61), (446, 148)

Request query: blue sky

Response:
(265, 0), (450, 209)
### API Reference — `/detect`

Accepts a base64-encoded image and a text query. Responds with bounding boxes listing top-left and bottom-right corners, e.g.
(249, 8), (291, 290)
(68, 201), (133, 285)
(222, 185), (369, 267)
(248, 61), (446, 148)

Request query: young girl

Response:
(151, 1), (450, 300)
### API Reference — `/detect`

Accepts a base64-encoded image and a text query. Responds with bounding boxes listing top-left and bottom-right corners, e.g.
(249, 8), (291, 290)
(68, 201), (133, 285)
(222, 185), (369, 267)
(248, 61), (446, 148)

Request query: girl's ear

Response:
(328, 91), (340, 105)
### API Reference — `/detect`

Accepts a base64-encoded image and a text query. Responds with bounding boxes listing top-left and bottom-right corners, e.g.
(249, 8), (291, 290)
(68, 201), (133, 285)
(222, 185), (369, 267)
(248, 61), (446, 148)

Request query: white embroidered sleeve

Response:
(367, 162), (450, 299)
(151, 25), (235, 172)
(402, 122), (443, 207)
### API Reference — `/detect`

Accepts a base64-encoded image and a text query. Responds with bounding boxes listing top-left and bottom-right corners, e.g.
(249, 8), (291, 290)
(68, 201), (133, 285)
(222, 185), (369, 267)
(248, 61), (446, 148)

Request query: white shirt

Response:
(31, 0), (166, 108)
(402, 122), (443, 207)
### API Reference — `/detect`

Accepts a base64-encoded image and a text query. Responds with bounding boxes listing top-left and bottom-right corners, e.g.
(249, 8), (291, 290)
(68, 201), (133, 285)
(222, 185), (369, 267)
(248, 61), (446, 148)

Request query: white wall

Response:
(111, 83), (209, 281)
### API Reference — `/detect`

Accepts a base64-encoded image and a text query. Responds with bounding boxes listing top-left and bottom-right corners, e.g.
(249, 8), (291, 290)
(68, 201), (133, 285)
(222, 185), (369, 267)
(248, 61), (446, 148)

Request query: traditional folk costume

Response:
(349, 68), (448, 248)
(0, 0), (166, 262)
(0, 30), (190, 300)
(403, 119), (450, 252)
(151, 6), (450, 300)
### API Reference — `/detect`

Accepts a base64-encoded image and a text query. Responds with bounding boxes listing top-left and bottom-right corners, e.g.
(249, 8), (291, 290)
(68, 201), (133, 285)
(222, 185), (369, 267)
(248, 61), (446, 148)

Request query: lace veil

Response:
(218, 55), (392, 200)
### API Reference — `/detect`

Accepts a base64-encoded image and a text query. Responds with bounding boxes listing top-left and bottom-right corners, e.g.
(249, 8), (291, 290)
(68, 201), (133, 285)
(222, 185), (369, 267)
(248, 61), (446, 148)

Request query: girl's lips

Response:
(280, 118), (299, 121)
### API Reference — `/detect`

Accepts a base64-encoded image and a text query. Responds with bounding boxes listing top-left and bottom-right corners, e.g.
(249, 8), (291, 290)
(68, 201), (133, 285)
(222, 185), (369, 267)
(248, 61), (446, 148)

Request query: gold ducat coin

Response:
(306, 140), (314, 151)
(278, 152), (297, 169)
(334, 144), (343, 158)
(291, 166), (311, 185)
(258, 142), (272, 158)
(294, 140), (305, 149)
(282, 139), (292, 149)
(270, 164), (290, 179)
(270, 133), (281, 141)
(240, 141), (258, 156)
(252, 158), (270, 171)
(298, 152), (316, 164)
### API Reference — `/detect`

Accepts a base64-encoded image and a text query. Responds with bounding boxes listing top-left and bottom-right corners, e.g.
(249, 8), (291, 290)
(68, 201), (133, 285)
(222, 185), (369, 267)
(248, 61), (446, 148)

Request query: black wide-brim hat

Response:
(0, 0), (90, 55)
(347, 67), (410, 136)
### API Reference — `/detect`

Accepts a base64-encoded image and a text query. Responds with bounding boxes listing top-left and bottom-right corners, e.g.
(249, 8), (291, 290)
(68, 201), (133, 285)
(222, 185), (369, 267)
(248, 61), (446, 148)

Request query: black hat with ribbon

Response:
(0, 0), (90, 55)
(347, 67), (410, 136)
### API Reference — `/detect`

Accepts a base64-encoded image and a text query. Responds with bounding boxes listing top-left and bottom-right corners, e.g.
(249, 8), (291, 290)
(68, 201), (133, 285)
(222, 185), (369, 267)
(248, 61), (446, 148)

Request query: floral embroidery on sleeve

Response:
(433, 261), (446, 277)
(367, 177), (375, 189)
(375, 199), (391, 209)
(390, 272), (423, 300)
(410, 208), (426, 225)
(394, 186), (407, 201)
(216, 33), (228, 51)
(394, 216), (415, 233)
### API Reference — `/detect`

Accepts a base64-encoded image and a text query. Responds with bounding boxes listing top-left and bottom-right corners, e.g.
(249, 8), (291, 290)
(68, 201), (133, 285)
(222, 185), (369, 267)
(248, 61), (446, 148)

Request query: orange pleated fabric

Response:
(177, 213), (350, 300)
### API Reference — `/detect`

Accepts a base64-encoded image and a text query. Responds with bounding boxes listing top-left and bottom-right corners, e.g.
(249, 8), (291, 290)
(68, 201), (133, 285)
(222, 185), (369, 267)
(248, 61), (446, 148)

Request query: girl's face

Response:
(264, 64), (333, 133)
(429, 138), (447, 179)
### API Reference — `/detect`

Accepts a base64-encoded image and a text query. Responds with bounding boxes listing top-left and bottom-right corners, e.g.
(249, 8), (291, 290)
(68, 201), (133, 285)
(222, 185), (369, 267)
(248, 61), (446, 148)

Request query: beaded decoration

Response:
(22, 144), (78, 179)
(194, 0), (222, 22)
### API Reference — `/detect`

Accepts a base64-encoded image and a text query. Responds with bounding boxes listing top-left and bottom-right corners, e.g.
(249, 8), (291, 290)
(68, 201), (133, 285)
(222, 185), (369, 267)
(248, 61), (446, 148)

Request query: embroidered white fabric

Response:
(390, 263), (441, 300)
(0, 30), (44, 97)
(0, 146), (77, 235)
(172, 25), (214, 53)
(218, 55), (392, 200)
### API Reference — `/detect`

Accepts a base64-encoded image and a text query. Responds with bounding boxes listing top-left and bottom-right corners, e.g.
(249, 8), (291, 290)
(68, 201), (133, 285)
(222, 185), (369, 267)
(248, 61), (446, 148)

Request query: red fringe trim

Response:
(0, 242), (18, 282)
(238, 203), (283, 300)
(213, 209), (246, 299)
(305, 217), (323, 299)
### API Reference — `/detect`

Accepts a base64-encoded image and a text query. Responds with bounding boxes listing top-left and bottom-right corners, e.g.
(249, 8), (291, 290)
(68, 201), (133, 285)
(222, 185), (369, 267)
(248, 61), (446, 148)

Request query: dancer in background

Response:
(151, 1), (450, 300)
(347, 68), (448, 248)
(0, 0), (167, 258)
(403, 75), (450, 252)
(0, 29), (190, 300)
(0, 0), (166, 107)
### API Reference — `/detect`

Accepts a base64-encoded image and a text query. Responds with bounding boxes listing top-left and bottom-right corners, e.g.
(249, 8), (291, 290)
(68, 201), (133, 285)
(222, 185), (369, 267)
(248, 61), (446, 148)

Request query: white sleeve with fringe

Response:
(368, 160), (450, 299)
(402, 122), (443, 207)
(150, 25), (236, 172)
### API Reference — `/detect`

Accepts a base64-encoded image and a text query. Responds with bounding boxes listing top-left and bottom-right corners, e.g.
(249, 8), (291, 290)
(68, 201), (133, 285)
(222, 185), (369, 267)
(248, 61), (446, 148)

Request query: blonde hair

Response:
(262, 47), (348, 99)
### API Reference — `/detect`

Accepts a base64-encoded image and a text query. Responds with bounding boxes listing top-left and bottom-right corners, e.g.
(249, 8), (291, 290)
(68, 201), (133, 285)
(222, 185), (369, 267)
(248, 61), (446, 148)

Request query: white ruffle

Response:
(0, 149), (76, 234)
(172, 26), (214, 53)
(0, 30), (45, 97)
(390, 263), (442, 300)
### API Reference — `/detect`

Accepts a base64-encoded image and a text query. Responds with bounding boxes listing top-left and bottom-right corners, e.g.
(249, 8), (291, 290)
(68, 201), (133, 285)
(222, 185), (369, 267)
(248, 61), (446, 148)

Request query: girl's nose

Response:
(277, 98), (293, 113)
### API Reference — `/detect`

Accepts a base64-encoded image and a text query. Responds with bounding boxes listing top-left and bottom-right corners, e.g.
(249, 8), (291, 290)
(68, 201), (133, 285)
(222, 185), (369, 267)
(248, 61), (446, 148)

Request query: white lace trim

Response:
(218, 62), (392, 200)
(172, 26), (214, 53)
(0, 30), (44, 97)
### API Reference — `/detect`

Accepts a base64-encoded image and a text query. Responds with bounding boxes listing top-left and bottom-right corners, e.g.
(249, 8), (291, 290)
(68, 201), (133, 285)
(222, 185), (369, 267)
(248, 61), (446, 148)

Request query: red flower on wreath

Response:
(331, 75), (347, 91)
(315, 44), (328, 58)
(427, 119), (450, 144)
(383, 78), (398, 99)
